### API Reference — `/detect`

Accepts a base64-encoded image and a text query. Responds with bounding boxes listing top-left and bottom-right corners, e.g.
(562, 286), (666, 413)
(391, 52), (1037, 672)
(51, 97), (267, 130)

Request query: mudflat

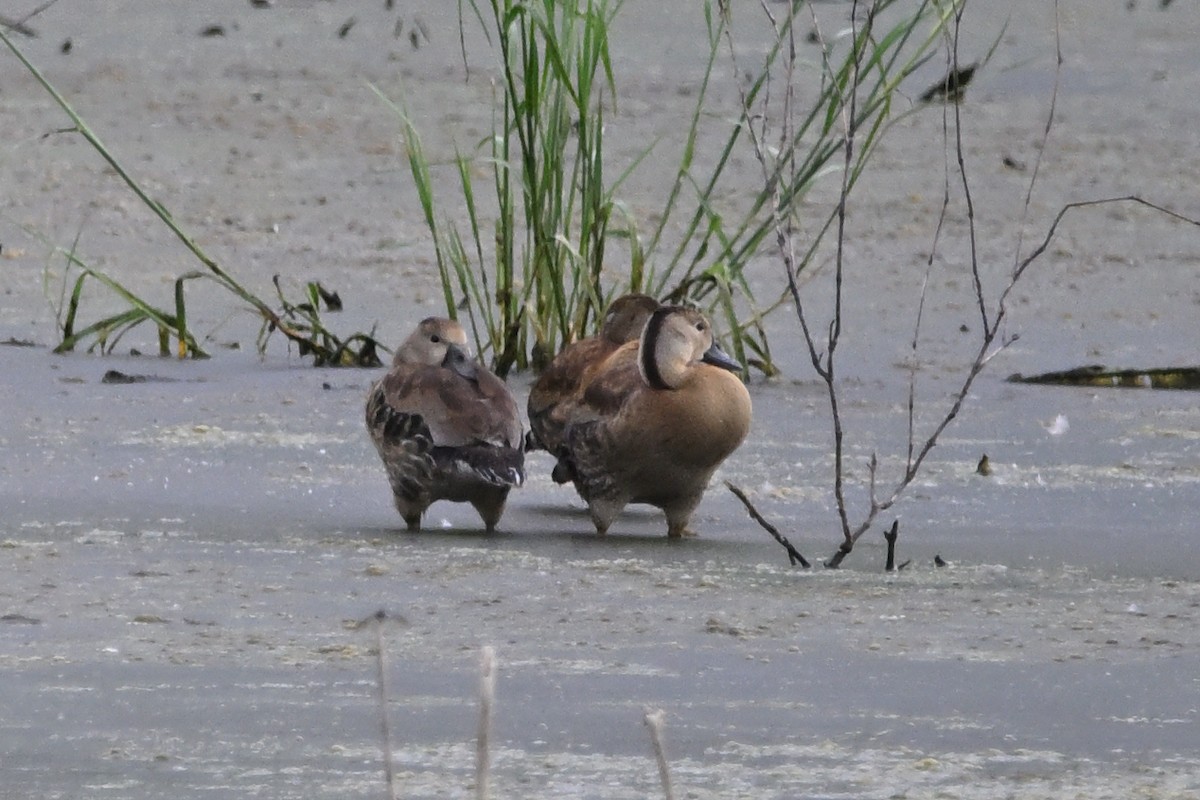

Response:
(2, 2), (1198, 798)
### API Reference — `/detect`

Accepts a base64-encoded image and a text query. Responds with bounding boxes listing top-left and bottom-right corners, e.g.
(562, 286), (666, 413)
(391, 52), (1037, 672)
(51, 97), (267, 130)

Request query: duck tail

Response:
(433, 444), (525, 488)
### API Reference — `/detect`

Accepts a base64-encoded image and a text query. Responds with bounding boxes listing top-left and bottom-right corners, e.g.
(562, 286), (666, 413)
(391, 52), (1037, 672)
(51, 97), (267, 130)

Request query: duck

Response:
(364, 317), (525, 533)
(526, 293), (659, 455)
(555, 305), (752, 538)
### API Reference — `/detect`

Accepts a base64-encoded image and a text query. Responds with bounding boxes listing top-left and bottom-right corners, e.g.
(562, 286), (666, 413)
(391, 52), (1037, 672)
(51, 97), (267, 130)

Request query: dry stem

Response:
(644, 708), (676, 800)
(365, 610), (399, 800)
(726, 481), (810, 567)
(476, 645), (497, 800)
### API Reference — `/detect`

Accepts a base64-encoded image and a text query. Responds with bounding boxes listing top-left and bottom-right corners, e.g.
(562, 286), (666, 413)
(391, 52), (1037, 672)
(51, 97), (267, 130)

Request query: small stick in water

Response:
(476, 646), (497, 800)
(644, 708), (675, 800)
(365, 609), (398, 800)
(884, 520), (899, 572)
(725, 481), (810, 567)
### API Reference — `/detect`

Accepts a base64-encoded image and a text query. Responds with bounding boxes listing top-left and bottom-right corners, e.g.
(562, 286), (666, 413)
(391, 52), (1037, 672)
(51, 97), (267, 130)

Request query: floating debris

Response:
(102, 370), (178, 384)
(1002, 154), (1026, 171)
(1044, 414), (1070, 437)
(975, 454), (992, 476)
(1009, 364), (1200, 390)
(920, 62), (977, 103)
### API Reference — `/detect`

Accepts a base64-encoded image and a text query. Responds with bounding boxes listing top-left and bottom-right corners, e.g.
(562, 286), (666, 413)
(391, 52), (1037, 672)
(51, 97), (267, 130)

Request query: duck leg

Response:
(470, 487), (511, 534)
(664, 496), (703, 538)
(391, 495), (425, 532)
(586, 497), (625, 537)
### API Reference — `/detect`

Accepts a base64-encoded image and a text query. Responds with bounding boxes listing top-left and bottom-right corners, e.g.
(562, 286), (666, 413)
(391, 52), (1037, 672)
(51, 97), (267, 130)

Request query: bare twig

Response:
(830, 0), (992, 556)
(476, 646), (497, 800)
(909, 10), (962, 474)
(0, 15), (37, 36)
(725, 481), (811, 567)
(0, 0), (62, 36)
(810, 2), (1020, 561)
(644, 708), (675, 800)
(1012, 0), (1062, 278)
(946, 11), (988, 333)
(820, 4), (1200, 564)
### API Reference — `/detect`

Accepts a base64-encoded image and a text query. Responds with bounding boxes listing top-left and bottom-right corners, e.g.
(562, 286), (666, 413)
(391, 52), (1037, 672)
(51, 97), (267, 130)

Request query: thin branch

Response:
(949, 6), (988, 333)
(0, 15), (37, 36)
(785, 4), (837, 382)
(1012, 0), (1062, 278)
(726, 481), (811, 567)
(0, 0), (61, 36)
(834, 206), (1200, 552)
(824, 0), (877, 550)
(908, 16), (959, 474)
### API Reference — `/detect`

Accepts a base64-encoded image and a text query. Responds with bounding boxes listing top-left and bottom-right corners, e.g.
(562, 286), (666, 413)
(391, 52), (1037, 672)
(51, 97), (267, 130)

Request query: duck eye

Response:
(430, 335), (442, 344)
(696, 322), (707, 332)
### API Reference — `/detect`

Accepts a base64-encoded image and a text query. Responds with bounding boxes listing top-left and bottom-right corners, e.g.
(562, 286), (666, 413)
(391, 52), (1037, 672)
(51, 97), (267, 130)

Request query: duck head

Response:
(600, 293), (660, 345)
(637, 306), (742, 389)
(393, 317), (470, 367)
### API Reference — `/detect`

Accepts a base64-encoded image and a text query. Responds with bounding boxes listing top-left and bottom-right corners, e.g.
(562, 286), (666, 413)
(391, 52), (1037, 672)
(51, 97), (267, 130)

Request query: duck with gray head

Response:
(556, 305), (752, 538)
(365, 317), (525, 533)
(526, 292), (660, 455)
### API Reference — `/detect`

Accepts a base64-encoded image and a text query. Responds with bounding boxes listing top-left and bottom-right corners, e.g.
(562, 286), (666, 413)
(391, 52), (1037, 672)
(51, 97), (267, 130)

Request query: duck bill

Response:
(442, 343), (479, 381)
(701, 340), (742, 373)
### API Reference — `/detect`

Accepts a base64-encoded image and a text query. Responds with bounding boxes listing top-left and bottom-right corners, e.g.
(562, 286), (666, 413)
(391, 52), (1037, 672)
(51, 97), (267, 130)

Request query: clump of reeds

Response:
(390, 0), (966, 376)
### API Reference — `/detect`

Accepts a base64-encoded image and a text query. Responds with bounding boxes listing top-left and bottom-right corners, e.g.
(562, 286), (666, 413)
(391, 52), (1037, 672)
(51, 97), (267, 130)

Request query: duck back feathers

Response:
(527, 293), (659, 453)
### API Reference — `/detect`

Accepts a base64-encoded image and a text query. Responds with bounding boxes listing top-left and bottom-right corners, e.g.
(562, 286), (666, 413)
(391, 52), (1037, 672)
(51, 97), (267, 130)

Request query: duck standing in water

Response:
(526, 293), (660, 455)
(556, 305), (752, 538)
(365, 318), (525, 533)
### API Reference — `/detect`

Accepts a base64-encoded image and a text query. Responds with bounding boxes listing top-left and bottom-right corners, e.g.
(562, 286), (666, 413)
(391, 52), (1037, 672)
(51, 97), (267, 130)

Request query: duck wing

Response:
(527, 337), (611, 452)
(575, 345), (640, 417)
(373, 363), (525, 487)
(553, 344), (642, 486)
(374, 365), (521, 448)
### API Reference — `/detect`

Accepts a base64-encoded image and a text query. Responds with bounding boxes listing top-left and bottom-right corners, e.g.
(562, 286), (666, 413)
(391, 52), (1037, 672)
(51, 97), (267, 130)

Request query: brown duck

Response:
(526, 292), (659, 455)
(556, 305), (752, 538)
(365, 318), (524, 532)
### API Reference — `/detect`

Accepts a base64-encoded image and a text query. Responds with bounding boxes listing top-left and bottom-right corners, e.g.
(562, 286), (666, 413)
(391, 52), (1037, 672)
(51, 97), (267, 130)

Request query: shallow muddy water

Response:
(2, 1), (1199, 798)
